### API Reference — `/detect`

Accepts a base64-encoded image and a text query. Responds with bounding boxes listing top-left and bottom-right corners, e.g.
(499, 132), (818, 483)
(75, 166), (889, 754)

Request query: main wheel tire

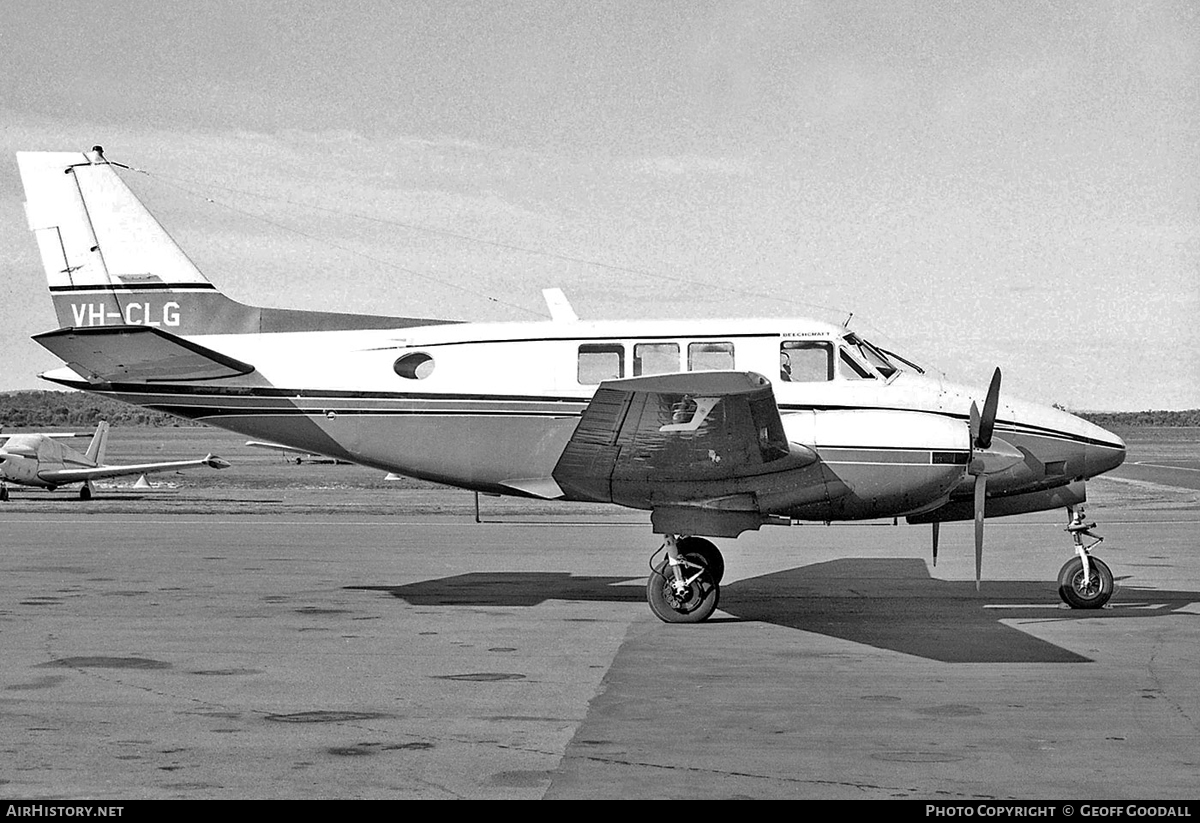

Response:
(79, 484), (92, 501)
(677, 537), (724, 584)
(647, 552), (720, 624)
(1057, 556), (1114, 609)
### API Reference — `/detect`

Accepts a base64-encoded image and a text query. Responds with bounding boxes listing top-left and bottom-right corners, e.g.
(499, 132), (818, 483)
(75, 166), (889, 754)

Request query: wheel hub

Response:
(664, 578), (697, 611)
(1071, 571), (1102, 598)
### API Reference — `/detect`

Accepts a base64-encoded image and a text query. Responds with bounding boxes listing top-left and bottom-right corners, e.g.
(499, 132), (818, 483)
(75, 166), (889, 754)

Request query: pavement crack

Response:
(565, 753), (1006, 798)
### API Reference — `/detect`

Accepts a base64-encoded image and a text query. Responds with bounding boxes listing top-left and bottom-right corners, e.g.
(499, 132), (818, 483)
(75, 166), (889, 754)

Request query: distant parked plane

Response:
(245, 440), (347, 464)
(0, 420), (229, 500)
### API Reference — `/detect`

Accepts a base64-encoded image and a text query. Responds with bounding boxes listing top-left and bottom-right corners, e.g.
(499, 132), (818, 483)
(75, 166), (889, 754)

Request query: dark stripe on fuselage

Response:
(819, 448), (968, 465)
(776, 404), (1124, 450)
(49, 283), (218, 292)
(148, 405), (579, 420)
(403, 332), (780, 349)
(43, 377), (1121, 451)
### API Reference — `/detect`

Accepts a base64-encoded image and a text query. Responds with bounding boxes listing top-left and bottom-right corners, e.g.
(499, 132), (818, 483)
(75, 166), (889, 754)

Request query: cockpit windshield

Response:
(878, 346), (925, 375)
(841, 333), (917, 379)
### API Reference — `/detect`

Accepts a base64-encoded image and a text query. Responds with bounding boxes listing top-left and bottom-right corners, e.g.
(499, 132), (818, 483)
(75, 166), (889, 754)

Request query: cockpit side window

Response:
(838, 347), (876, 379)
(779, 341), (833, 382)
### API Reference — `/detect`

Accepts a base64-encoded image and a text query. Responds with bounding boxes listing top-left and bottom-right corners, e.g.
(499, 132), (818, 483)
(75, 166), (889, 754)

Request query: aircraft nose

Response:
(1001, 398), (1127, 481)
(1084, 421), (1126, 477)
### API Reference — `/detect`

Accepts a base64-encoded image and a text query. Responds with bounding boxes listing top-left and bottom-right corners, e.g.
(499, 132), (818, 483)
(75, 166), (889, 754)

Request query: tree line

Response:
(1076, 409), (1200, 427)
(0, 391), (199, 428)
(1, 389), (1196, 429)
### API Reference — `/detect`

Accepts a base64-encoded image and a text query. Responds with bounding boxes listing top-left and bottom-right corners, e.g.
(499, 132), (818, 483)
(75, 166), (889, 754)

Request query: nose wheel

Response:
(1057, 507), (1113, 609)
(646, 534), (722, 623)
(1058, 555), (1113, 609)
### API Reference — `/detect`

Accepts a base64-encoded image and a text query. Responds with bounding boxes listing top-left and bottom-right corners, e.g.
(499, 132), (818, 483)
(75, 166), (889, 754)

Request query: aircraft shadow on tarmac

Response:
(352, 558), (1200, 664)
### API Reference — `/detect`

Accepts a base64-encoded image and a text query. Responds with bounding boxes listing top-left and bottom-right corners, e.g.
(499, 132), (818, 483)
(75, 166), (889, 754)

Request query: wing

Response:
(39, 454), (230, 483)
(551, 371), (826, 537)
(33, 325), (254, 383)
(0, 433), (83, 445)
(245, 441), (319, 456)
(245, 440), (347, 464)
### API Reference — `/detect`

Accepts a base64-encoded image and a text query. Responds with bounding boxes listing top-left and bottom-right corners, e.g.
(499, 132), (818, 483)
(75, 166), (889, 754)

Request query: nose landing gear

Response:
(1057, 507), (1113, 609)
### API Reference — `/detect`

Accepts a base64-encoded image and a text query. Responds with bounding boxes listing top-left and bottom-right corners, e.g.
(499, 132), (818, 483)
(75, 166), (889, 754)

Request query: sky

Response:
(0, 0), (1196, 410)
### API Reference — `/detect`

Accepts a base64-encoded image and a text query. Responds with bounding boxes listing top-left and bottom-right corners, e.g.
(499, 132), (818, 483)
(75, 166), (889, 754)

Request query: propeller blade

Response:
(969, 401), (980, 448)
(932, 522), (939, 567)
(977, 368), (1002, 449)
(974, 474), (986, 591)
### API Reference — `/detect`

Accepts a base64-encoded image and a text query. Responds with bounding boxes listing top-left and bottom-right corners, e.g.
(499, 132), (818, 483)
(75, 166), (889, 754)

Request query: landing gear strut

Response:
(1057, 506), (1113, 609)
(646, 534), (721, 623)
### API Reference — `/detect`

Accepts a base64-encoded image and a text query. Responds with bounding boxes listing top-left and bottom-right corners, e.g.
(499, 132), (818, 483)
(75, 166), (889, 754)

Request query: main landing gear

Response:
(646, 535), (724, 623)
(1057, 506), (1113, 609)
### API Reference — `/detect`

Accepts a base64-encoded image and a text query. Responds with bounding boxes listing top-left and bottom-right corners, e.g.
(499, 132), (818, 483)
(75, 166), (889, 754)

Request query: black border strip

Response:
(50, 283), (218, 292)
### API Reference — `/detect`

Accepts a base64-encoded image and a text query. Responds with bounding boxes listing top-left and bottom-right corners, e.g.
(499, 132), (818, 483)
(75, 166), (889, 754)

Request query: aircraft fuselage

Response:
(43, 315), (1125, 523)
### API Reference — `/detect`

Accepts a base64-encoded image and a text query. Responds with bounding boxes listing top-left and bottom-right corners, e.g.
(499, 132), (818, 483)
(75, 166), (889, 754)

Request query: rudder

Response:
(17, 146), (452, 337)
(17, 147), (255, 335)
(85, 421), (109, 466)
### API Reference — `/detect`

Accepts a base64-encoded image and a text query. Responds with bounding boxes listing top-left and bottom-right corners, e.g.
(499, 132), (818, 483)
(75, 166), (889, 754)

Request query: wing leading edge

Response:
(38, 454), (231, 484)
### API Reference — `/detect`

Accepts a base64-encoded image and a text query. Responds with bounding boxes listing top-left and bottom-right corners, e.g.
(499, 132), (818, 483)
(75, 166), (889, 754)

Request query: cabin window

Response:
(634, 342), (680, 376)
(688, 341), (734, 371)
(578, 344), (624, 384)
(393, 352), (435, 380)
(779, 341), (833, 382)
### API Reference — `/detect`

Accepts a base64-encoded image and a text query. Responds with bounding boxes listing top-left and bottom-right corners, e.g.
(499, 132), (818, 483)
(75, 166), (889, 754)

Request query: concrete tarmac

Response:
(1, 474), (1197, 799)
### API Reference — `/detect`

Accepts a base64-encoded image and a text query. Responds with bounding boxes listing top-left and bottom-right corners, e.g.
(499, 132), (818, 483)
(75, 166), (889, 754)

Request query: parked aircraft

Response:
(0, 419), (229, 500)
(245, 440), (348, 464)
(15, 147), (1127, 621)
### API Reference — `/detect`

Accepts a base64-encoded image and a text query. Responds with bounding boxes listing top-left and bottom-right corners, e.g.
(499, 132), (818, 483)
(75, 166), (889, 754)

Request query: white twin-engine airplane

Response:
(15, 147), (1127, 622)
(0, 420), (229, 500)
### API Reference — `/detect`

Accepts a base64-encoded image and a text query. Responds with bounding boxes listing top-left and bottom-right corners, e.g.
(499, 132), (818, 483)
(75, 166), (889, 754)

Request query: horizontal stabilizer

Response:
(33, 325), (254, 383)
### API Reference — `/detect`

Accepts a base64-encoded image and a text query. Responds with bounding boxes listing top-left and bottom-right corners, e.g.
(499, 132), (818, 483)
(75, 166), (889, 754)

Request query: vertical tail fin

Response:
(16, 146), (448, 337)
(17, 147), (259, 335)
(85, 421), (109, 466)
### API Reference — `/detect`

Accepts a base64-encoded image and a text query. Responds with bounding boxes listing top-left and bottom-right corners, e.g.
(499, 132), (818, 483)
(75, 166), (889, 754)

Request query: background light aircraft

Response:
(245, 440), (348, 464)
(0, 419), (230, 500)
(15, 147), (1127, 620)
